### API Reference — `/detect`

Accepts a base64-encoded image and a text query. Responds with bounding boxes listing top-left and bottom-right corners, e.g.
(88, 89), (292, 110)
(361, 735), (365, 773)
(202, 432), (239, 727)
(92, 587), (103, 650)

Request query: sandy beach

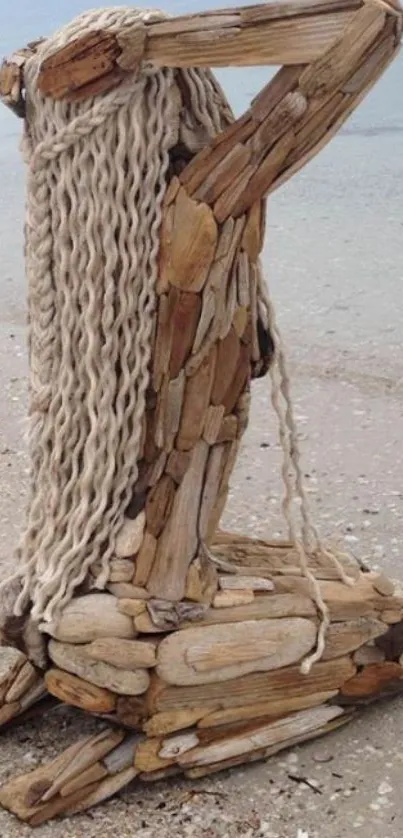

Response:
(0, 6), (402, 836)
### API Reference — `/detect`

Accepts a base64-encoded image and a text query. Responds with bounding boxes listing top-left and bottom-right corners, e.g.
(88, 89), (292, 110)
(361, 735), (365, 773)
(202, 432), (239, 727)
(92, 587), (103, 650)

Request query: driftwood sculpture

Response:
(0, 0), (402, 826)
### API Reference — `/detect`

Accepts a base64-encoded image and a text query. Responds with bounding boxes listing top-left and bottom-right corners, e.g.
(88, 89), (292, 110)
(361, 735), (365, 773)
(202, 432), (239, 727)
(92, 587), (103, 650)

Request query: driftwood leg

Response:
(1, 536), (403, 824)
(0, 0), (402, 826)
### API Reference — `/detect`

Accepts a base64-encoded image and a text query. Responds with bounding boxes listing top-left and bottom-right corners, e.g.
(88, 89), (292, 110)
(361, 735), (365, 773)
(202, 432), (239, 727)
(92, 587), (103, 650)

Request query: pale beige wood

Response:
(115, 512), (146, 558)
(185, 561), (206, 602)
(159, 186), (217, 292)
(217, 414), (239, 443)
(146, 11), (356, 68)
(269, 25), (399, 194)
(149, 656), (356, 713)
(353, 644), (385, 665)
(134, 612), (168, 634)
(156, 618), (317, 685)
(109, 559), (135, 583)
(324, 617), (388, 659)
(340, 661), (403, 699)
(219, 575), (274, 591)
(108, 583), (149, 599)
(133, 531), (157, 587)
(17, 680), (47, 713)
(65, 766), (138, 816)
(102, 734), (141, 774)
(198, 689), (338, 727)
(187, 217), (245, 374)
(169, 293), (202, 379)
(177, 348), (217, 450)
(36, 2), (365, 101)
(4, 660), (38, 703)
(41, 594), (135, 643)
(134, 738), (173, 772)
(213, 589), (255, 607)
(185, 711), (353, 779)
(182, 593), (317, 627)
(117, 598), (147, 618)
(203, 405), (226, 444)
(145, 475), (176, 537)
(162, 372), (186, 452)
(382, 610), (403, 624)
(233, 304), (249, 337)
(86, 638), (157, 669)
(212, 533), (361, 580)
(368, 571), (395, 596)
(0, 702), (21, 725)
(0, 737), (100, 822)
(45, 669), (116, 713)
(320, 577), (403, 620)
(178, 705), (344, 767)
(159, 732), (200, 759)
(0, 647), (26, 702)
(185, 558), (218, 604)
(144, 707), (208, 736)
(241, 201), (264, 261)
(48, 641), (150, 696)
(147, 440), (210, 600)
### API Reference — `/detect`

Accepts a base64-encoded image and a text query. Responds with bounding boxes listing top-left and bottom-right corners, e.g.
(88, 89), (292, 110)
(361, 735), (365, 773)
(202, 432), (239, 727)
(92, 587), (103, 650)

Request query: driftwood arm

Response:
(179, 0), (402, 215)
(0, 0), (401, 207)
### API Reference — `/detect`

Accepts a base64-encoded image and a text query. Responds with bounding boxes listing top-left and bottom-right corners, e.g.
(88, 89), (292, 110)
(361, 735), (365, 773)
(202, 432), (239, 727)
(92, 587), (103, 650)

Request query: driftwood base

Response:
(1, 532), (403, 825)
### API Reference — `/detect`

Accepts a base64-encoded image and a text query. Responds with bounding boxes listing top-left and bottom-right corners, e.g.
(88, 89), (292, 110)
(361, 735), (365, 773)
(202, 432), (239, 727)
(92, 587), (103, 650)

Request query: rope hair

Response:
(2, 7), (232, 624)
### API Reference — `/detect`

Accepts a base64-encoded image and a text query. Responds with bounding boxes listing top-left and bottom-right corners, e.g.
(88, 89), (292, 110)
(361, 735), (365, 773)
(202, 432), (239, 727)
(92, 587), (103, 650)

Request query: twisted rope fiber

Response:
(2, 7), (233, 624)
(258, 273), (355, 674)
(3, 7), (353, 664)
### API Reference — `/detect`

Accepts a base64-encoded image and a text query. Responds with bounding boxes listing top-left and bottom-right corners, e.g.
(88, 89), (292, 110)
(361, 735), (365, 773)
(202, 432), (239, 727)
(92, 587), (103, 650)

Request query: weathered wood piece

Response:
(85, 638), (157, 670)
(45, 669), (116, 714)
(157, 619), (317, 686)
(40, 594), (136, 643)
(147, 441), (210, 600)
(0, 0), (402, 827)
(149, 656), (357, 713)
(212, 589), (255, 608)
(115, 512), (146, 558)
(48, 640), (150, 696)
(37, 2), (366, 101)
(159, 187), (218, 292)
(177, 705), (344, 767)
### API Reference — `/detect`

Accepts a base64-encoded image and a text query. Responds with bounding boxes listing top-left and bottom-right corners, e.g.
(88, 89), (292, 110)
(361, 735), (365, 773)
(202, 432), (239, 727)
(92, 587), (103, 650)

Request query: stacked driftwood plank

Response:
(2, 536), (403, 825)
(0, 0), (402, 826)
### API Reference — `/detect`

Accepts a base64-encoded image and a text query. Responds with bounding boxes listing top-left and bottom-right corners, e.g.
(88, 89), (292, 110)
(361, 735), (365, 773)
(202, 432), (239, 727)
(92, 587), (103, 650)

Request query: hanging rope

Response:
(258, 270), (355, 673)
(0, 7), (235, 625)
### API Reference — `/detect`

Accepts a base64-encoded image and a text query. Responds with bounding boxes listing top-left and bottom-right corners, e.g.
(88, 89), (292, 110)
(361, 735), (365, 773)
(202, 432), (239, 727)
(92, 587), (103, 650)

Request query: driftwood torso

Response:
(128, 111), (273, 602)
